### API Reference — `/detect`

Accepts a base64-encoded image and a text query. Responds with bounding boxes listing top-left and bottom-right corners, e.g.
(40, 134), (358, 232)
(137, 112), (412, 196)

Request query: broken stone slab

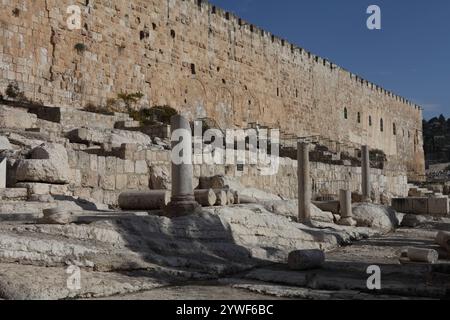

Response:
(118, 191), (170, 210)
(401, 214), (427, 228)
(313, 201), (340, 215)
(435, 231), (450, 252)
(240, 195), (258, 204)
(16, 182), (69, 197)
(0, 136), (12, 150)
(40, 207), (74, 225)
(15, 159), (71, 184)
(0, 188), (28, 200)
(194, 189), (217, 207)
(260, 200), (335, 224)
(288, 249), (325, 271)
(407, 248), (439, 264)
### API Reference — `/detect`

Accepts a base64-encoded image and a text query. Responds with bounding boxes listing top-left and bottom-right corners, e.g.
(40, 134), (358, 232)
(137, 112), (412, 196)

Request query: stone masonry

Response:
(0, 0), (424, 181)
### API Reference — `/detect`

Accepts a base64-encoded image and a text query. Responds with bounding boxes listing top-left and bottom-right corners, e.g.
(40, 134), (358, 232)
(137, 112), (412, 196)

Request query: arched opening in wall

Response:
(170, 29), (176, 39)
(344, 108), (348, 120)
(295, 89), (298, 98)
(380, 118), (384, 132)
(369, 116), (372, 126)
(393, 123), (397, 135)
(277, 88), (280, 97)
(357, 112), (361, 124)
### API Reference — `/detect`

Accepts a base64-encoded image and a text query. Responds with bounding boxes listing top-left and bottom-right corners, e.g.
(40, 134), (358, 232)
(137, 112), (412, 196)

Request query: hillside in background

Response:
(423, 115), (450, 167)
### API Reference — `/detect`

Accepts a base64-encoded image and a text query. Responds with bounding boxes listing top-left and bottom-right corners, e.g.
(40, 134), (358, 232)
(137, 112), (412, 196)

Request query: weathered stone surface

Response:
(0, 136), (12, 150)
(41, 208), (74, 225)
(337, 217), (357, 227)
(0, 188), (28, 200)
(435, 231), (450, 252)
(261, 200), (334, 224)
(288, 250), (325, 271)
(68, 127), (153, 148)
(352, 203), (400, 232)
(15, 143), (71, 184)
(149, 165), (171, 190)
(0, 106), (37, 130)
(15, 160), (70, 184)
(401, 214), (427, 228)
(0, 263), (170, 300)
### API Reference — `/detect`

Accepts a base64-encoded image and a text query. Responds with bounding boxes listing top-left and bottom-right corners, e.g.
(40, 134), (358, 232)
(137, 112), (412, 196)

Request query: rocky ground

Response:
(0, 202), (448, 300)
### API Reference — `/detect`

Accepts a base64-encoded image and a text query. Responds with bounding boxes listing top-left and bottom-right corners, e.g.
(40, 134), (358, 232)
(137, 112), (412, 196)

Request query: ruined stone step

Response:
(15, 182), (69, 196)
(0, 188), (28, 201)
(0, 201), (54, 215)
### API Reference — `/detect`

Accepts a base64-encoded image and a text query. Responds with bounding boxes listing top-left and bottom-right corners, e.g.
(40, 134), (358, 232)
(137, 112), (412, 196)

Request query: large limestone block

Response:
(261, 200), (334, 223)
(68, 127), (153, 148)
(0, 106), (37, 129)
(15, 143), (71, 184)
(352, 203), (399, 232)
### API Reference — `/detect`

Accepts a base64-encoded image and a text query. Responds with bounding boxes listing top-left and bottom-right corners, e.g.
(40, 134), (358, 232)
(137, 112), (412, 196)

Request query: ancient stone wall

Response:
(0, 0), (425, 180)
(64, 146), (407, 206)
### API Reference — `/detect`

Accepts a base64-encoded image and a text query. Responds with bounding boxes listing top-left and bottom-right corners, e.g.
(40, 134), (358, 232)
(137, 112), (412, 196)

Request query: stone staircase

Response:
(392, 184), (450, 216)
(407, 183), (445, 198)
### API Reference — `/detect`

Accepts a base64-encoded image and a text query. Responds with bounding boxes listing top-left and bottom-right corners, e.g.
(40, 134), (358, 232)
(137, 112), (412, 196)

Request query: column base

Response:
(337, 217), (357, 227)
(164, 198), (201, 218)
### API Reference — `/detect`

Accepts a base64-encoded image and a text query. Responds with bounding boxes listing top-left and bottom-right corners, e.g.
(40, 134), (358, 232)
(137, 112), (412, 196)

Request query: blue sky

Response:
(209, 0), (450, 120)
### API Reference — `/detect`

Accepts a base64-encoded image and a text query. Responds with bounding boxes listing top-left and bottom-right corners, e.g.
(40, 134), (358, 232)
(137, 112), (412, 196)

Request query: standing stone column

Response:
(165, 115), (201, 217)
(361, 145), (371, 202)
(298, 142), (311, 224)
(338, 189), (356, 226)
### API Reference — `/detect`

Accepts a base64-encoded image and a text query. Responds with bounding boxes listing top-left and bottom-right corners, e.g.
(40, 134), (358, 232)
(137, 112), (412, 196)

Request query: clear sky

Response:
(208, 0), (450, 120)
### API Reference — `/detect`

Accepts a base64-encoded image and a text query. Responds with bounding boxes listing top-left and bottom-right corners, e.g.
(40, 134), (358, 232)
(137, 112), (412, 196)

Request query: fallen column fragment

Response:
(226, 190), (235, 205)
(288, 249), (325, 271)
(119, 191), (170, 210)
(194, 189), (217, 207)
(213, 189), (229, 206)
(407, 248), (439, 264)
